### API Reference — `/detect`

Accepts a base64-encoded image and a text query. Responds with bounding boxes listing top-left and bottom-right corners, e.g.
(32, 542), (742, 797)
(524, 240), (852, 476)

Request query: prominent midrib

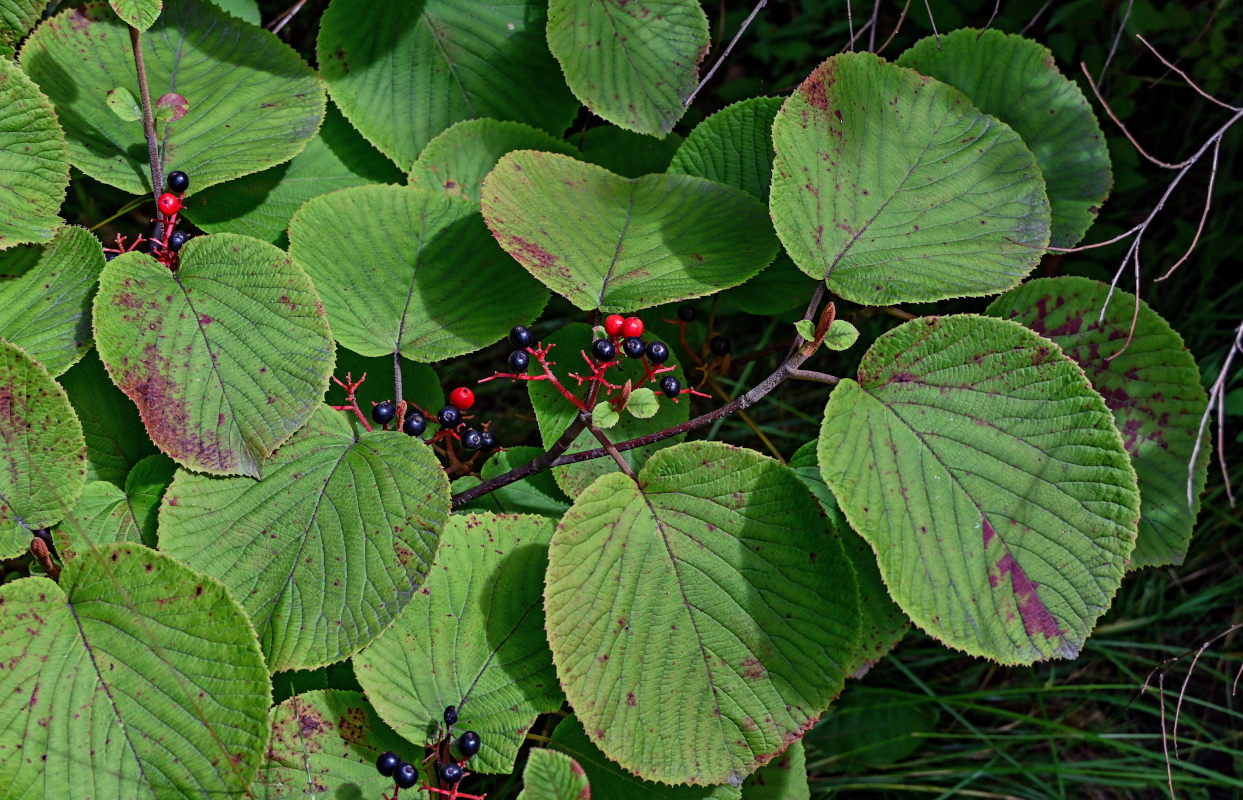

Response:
(597, 189), (636, 307)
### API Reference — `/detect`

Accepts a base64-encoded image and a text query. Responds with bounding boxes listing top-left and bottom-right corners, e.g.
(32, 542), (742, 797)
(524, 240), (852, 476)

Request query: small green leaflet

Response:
(0, 55), (68, 250)
(105, 86), (142, 122)
(515, 748), (591, 800)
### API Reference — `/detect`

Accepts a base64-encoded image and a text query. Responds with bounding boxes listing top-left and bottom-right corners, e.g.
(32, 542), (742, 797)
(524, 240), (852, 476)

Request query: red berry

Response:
(621, 317), (644, 338)
(449, 387), (475, 410)
(603, 314), (625, 336)
(157, 192), (181, 216)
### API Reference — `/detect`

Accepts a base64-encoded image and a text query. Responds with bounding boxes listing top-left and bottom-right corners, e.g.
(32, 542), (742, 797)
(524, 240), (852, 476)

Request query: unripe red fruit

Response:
(449, 387), (475, 410)
(603, 314), (625, 336)
(157, 192), (181, 216)
(620, 317), (644, 338)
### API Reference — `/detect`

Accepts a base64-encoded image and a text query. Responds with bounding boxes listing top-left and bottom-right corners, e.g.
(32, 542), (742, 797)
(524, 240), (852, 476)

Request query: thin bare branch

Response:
(846, 0), (854, 50)
(1157, 137), (1222, 282)
(1082, 61), (1190, 170)
(685, 0), (767, 106)
(1101, 0), (1134, 78)
(1020, 0), (1052, 35)
(867, 0), (880, 51)
(876, 0), (912, 55)
(1138, 34), (1242, 112)
(979, 0), (1001, 36)
(267, 0), (311, 35)
(1187, 321), (1243, 508)
(922, 0), (939, 48)
(788, 369), (840, 384)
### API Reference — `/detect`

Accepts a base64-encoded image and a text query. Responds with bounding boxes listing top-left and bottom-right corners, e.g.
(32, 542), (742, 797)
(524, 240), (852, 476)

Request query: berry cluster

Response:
(103, 171), (194, 271)
(373, 706), (485, 799)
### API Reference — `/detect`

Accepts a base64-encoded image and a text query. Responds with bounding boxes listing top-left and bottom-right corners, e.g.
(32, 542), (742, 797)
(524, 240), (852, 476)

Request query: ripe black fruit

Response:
(509, 326), (534, 349)
(458, 731), (481, 758)
(167, 171), (190, 193)
(660, 376), (682, 398)
(591, 338), (616, 362)
(479, 431), (496, 451)
(394, 762), (418, 789)
(443, 705), (458, 726)
(402, 413), (426, 436)
(622, 336), (645, 359)
(372, 401), (396, 425)
(440, 762), (463, 784)
(376, 751), (400, 777)
(437, 407), (462, 428)
(645, 341), (670, 363)
(461, 429), (483, 450)
(709, 335), (731, 356)
(508, 349), (530, 371)
(167, 231), (189, 252)
(677, 305), (696, 322)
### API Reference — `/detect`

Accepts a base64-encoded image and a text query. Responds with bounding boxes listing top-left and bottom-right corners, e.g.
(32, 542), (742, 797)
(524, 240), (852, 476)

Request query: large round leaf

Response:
(0, 226), (102, 375)
(545, 442), (861, 786)
(741, 740), (809, 800)
(59, 350), (158, 486)
(0, 339), (85, 558)
(0, 55), (68, 250)
(770, 52), (1050, 305)
(20, 0), (325, 194)
(93, 233), (334, 477)
(985, 277), (1208, 570)
(160, 406), (450, 672)
(818, 315), (1140, 664)
(547, 0), (707, 136)
(482, 150), (779, 312)
(289, 184), (548, 362)
(317, 0), (578, 172)
(0, 544), (270, 799)
(354, 512), (563, 774)
(898, 29), (1111, 248)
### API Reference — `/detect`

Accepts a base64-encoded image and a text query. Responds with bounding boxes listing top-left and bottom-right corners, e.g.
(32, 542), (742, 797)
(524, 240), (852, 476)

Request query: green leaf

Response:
(794, 319), (815, 340)
(576, 124), (684, 178)
(819, 315), (1140, 664)
(53, 481), (145, 558)
(110, 0), (161, 30)
(822, 319), (859, 351)
(0, 544), (270, 799)
(59, 350), (158, 486)
(410, 118), (581, 206)
(20, 0), (325, 194)
(105, 86), (142, 122)
(0, 55), (68, 250)
(545, 442), (861, 785)
(985, 277), (1208, 570)
(354, 512), (563, 774)
(741, 740), (809, 800)
(187, 104), (404, 247)
(0, 0), (43, 57)
(770, 52), (1051, 305)
(289, 184), (549, 362)
(898, 29), (1111, 248)
(124, 452), (176, 546)
(257, 690), (414, 799)
(482, 150), (779, 312)
(0, 226), (103, 376)
(516, 748), (591, 800)
(803, 688), (937, 772)
(550, 716), (742, 800)
(330, 347), (446, 420)
(93, 233), (334, 477)
(161, 406), (450, 672)
(208, 0), (259, 25)
(468, 446), (571, 519)
(626, 387), (659, 418)
(0, 339), (86, 558)
(788, 442), (907, 677)
(669, 97), (784, 200)
(593, 399), (619, 429)
(318, 0), (578, 172)
(547, 0), (708, 136)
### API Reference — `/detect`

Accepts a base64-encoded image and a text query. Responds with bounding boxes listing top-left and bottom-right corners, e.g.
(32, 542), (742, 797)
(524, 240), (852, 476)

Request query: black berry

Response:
(508, 349), (530, 371)
(372, 401), (396, 425)
(437, 407), (462, 428)
(458, 731), (481, 758)
(105, 252), (117, 262)
(645, 341), (670, 363)
(591, 338), (616, 362)
(677, 305), (697, 322)
(444, 705), (458, 727)
(461, 429), (483, 450)
(440, 762), (463, 784)
(394, 762), (418, 789)
(167, 170), (190, 193)
(509, 326), (534, 349)
(167, 231), (189, 252)
(376, 751), (401, 777)
(479, 431), (496, 451)
(660, 376), (682, 398)
(402, 413), (427, 437)
(622, 336), (645, 359)
(709, 335), (731, 356)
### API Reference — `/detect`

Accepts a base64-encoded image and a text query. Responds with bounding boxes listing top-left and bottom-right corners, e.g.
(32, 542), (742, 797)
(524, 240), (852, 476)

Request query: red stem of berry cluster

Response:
(329, 372), (372, 431)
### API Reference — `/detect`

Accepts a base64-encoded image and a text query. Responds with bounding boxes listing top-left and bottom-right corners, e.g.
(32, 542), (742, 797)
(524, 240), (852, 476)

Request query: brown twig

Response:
(1186, 320), (1243, 508)
(30, 535), (60, 581)
(587, 422), (637, 479)
(875, 0), (912, 55)
(685, 0), (767, 106)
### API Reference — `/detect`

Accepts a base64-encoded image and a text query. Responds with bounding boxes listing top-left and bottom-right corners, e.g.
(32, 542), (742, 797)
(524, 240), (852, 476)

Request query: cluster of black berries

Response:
(103, 170), (194, 267)
(371, 387), (497, 451)
(374, 705), (483, 795)
(597, 314), (681, 398)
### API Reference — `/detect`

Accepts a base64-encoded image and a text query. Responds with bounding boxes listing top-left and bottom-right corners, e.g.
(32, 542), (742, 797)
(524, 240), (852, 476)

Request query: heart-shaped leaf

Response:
(547, 0), (708, 136)
(0, 339), (86, 558)
(545, 442), (860, 785)
(741, 740), (809, 800)
(59, 350), (159, 486)
(354, 512), (563, 774)
(482, 150), (779, 312)
(770, 52), (1051, 305)
(93, 233), (334, 477)
(20, 0), (325, 194)
(289, 184), (549, 362)
(0, 226), (103, 375)
(160, 406), (450, 672)
(0, 544), (270, 799)
(985, 277), (1208, 569)
(819, 315), (1140, 664)
(669, 96), (784, 200)
(318, 0), (578, 171)
(0, 55), (68, 250)
(516, 748), (590, 800)
(110, 0), (161, 30)
(898, 29), (1111, 248)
